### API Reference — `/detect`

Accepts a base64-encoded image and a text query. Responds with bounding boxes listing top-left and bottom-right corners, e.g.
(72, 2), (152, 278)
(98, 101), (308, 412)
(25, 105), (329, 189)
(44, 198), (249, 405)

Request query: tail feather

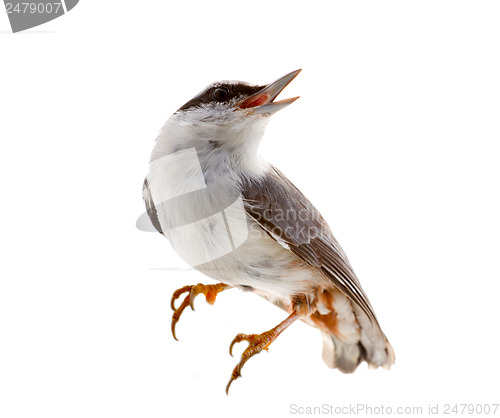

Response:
(321, 332), (364, 373)
(312, 288), (395, 373)
(354, 303), (395, 370)
(320, 330), (395, 373)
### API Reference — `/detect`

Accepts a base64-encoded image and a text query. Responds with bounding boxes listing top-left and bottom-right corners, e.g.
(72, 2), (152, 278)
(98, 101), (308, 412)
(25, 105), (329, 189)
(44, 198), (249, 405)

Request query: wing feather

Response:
(241, 166), (378, 323)
(143, 178), (163, 235)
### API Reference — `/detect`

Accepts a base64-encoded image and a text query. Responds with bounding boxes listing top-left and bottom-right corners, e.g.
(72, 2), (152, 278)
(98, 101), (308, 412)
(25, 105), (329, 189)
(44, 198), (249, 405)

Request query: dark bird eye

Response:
(212, 87), (229, 102)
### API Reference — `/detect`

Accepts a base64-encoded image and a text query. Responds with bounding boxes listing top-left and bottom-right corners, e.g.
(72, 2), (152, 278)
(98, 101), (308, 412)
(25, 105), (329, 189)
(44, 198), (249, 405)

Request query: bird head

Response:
(176, 68), (301, 123)
(153, 70), (301, 173)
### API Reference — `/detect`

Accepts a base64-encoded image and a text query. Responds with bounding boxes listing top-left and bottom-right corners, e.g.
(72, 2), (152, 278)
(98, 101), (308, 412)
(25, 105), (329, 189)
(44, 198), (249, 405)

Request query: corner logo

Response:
(4, 0), (78, 33)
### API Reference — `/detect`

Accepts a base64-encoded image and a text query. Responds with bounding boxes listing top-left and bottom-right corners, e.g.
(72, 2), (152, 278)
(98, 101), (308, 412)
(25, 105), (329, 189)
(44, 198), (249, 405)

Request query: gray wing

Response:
(142, 178), (163, 235)
(241, 166), (378, 323)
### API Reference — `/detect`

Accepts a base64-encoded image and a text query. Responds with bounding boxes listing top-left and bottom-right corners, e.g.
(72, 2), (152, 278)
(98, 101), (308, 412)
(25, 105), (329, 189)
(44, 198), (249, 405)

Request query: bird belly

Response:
(149, 169), (324, 298)
(194, 222), (324, 300)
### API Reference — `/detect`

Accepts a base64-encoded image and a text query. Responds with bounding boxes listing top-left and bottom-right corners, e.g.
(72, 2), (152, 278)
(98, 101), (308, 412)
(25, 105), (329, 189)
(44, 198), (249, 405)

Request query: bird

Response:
(142, 69), (395, 394)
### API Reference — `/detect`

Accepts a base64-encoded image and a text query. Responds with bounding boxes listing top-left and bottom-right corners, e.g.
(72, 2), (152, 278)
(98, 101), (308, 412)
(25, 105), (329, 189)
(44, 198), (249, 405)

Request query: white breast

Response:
(147, 151), (321, 299)
(146, 113), (325, 299)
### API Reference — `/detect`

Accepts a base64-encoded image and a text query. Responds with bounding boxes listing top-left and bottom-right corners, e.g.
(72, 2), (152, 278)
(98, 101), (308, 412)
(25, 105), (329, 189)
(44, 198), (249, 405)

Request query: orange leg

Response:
(170, 283), (230, 340)
(226, 311), (300, 394)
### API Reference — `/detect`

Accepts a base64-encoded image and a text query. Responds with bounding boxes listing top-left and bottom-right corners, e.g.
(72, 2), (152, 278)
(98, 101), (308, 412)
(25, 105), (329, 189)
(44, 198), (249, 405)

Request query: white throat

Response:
(150, 112), (271, 182)
(146, 111), (272, 269)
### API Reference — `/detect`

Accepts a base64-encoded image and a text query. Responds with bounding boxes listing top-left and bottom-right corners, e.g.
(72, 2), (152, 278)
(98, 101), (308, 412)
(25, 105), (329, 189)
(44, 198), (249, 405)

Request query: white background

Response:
(1, 1), (500, 417)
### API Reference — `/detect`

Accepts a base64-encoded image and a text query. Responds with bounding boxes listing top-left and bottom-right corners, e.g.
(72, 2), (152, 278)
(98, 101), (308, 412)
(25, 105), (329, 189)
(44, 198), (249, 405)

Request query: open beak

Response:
(238, 69), (301, 114)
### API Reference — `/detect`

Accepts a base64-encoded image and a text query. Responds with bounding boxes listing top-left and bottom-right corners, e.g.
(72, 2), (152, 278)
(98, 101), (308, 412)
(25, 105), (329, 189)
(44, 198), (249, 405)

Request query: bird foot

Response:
(225, 311), (299, 394)
(225, 331), (276, 394)
(170, 283), (229, 340)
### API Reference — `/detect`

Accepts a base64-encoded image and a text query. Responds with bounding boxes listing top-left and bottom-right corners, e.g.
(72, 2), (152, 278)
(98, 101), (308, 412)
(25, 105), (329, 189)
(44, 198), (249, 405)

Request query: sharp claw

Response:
(225, 379), (232, 395)
(229, 333), (245, 357)
(225, 376), (236, 395)
(229, 339), (236, 357)
(170, 285), (191, 311)
(189, 288), (196, 311)
(171, 320), (179, 341)
(171, 307), (184, 340)
(171, 296), (190, 341)
(226, 366), (242, 395)
(227, 370), (243, 395)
